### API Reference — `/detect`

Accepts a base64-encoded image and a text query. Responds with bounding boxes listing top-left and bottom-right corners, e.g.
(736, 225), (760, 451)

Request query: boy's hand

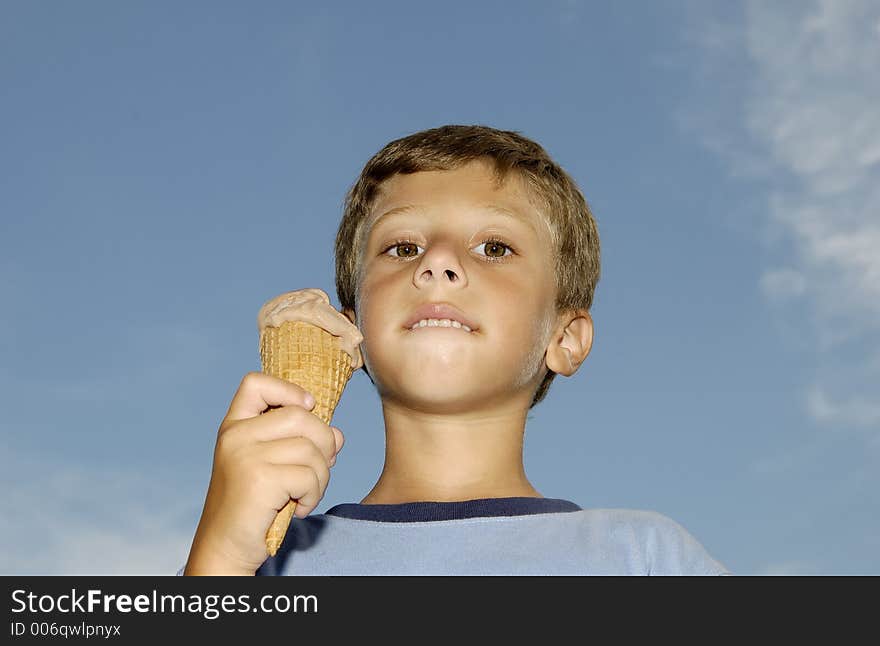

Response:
(184, 372), (345, 575)
(256, 288), (364, 370)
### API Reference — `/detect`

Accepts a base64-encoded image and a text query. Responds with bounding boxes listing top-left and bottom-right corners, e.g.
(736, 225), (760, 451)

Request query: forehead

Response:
(365, 162), (545, 236)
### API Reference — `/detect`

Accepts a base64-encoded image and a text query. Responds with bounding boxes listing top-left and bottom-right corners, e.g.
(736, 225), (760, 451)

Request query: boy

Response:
(182, 124), (729, 575)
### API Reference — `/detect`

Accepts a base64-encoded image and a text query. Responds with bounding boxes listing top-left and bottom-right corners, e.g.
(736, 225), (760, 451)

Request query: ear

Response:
(545, 310), (594, 377)
(342, 307), (357, 326)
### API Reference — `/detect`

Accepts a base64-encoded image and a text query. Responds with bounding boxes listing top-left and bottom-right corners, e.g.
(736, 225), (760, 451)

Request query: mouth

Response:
(406, 318), (476, 333)
(403, 302), (480, 333)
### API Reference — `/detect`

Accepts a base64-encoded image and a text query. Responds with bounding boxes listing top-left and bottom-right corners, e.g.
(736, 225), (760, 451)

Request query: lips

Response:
(403, 302), (479, 332)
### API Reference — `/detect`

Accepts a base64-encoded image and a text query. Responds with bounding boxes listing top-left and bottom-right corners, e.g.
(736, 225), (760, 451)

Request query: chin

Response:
(389, 389), (485, 414)
(372, 367), (480, 403)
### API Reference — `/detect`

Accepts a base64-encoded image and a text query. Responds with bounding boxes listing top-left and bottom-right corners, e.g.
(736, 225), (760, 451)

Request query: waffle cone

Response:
(259, 320), (354, 556)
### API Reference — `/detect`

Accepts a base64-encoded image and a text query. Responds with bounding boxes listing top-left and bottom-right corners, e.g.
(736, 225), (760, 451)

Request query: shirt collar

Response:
(324, 496), (581, 522)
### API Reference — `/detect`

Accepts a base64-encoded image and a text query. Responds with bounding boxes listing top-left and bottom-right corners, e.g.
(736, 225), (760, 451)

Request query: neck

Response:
(359, 397), (541, 504)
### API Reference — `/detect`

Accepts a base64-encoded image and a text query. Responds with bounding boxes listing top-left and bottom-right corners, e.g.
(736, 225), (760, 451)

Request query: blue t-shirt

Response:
(247, 497), (729, 575)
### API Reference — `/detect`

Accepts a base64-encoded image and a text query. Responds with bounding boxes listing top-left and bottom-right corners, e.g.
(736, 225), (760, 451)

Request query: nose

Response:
(413, 241), (467, 288)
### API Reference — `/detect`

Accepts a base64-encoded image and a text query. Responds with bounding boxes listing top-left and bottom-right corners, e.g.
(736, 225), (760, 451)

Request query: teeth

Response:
(410, 318), (473, 332)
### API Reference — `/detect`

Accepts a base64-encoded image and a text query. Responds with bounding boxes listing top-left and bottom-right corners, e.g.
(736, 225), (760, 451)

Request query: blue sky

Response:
(2, 1), (878, 575)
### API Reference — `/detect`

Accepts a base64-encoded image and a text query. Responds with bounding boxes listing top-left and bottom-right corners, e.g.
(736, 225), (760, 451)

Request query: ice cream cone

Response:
(259, 320), (354, 556)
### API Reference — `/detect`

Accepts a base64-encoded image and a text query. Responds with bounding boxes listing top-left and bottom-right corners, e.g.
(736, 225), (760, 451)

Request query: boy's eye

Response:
(381, 239), (515, 262)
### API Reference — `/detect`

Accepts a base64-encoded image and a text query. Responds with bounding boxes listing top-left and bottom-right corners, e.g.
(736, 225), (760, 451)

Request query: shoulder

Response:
(579, 507), (690, 533)
(574, 508), (731, 575)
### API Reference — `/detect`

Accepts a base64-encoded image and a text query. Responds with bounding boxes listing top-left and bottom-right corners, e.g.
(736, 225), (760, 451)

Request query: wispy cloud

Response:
(680, 0), (880, 438)
(0, 268), (233, 574)
(806, 385), (880, 431)
(759, 267), (807, 301)
(0, 444), (198, 575)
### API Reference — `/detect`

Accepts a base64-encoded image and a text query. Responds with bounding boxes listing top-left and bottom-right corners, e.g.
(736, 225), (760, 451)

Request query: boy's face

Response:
(345, 160), (562, 411)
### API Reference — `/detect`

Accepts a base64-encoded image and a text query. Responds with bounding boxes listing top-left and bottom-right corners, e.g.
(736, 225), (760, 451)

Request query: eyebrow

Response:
(368, 203), (537, 234)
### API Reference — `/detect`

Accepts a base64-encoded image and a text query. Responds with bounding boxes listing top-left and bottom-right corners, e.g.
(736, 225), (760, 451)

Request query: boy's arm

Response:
(183, 532), (259, 576)
(182, 371), (344, 575)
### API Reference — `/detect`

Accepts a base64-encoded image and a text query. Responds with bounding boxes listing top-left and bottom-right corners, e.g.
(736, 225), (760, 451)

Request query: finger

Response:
(222, 372), (316, 426)
(331, 427), (345, 455)
(236, 406), (336, 462)
(260, 434), (332, 467)
(268, 463), (327, 515)
(258, 410), (337, 463)
(259, 438), (331, 492)
(328, 427), (344, 467)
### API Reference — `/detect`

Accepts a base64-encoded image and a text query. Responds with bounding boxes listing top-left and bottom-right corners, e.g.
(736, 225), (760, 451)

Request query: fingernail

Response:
(306, 394), (316, 408)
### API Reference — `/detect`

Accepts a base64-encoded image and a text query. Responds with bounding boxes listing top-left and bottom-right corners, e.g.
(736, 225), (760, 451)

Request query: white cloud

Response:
(806, 385), (880, 429)
(760, 267), (807, 301)
(743, 1), (880, 434)
(0, 444), (199, 575)
(682, 0), (880, 435)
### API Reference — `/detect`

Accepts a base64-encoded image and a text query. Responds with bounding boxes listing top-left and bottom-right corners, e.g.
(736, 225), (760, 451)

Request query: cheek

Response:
(355, 281), (398, 344)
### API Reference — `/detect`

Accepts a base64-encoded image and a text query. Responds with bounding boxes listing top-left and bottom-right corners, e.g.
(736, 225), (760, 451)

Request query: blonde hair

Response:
(334, 124), (600, 408)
